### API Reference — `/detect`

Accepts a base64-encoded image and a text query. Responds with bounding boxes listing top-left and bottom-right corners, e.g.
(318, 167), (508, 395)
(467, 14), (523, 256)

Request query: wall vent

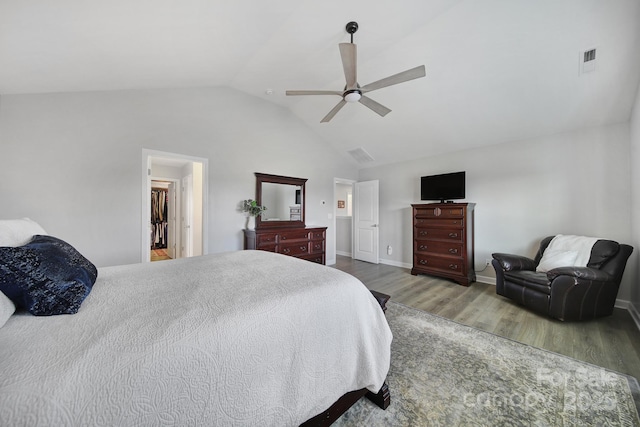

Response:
(348, 147), (375, 163)
(580, 47), (598, 74)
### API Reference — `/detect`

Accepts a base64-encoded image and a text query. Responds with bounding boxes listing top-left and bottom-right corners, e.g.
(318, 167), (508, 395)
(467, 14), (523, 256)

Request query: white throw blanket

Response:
(0, 251), (392, 426)
(545, 234), (599, 267)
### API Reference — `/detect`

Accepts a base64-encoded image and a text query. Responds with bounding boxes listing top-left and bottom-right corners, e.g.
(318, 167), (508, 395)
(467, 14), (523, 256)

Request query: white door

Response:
(181, 175), (193, 258)
(354, 180), (379, 264)
(167, 182), (177, 259)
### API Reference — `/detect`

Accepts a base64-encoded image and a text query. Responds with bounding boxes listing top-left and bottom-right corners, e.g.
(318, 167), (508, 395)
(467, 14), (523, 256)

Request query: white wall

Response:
(630, 82), (640, 316)
(0, 87), (357, 267)
(359, 122), (635, 301)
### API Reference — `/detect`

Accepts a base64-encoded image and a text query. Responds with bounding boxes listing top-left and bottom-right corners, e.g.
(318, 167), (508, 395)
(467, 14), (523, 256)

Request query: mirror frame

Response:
(255, 172), (307, 229)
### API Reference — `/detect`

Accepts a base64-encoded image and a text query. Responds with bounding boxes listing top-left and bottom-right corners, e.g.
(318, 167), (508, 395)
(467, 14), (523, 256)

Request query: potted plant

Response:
(241, 199), (266, 229)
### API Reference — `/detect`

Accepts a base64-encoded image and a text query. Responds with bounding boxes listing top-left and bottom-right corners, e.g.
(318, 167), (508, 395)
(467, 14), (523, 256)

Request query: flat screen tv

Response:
(420, 171), (465, 202)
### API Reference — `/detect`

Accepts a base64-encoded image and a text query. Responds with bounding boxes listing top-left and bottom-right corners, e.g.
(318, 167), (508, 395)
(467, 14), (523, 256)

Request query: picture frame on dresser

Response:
(244, 173), (327, 265)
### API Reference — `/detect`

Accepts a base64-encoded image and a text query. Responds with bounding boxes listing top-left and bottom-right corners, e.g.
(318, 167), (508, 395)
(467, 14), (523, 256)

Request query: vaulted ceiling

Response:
(2, 0), (639, 167)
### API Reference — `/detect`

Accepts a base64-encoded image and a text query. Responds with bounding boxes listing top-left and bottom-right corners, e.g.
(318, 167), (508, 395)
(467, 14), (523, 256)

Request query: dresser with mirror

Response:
(243, 173), (327, 264)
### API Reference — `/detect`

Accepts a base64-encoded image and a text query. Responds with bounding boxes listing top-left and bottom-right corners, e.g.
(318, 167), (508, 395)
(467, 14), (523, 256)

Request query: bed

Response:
(0, 220), (392, 426)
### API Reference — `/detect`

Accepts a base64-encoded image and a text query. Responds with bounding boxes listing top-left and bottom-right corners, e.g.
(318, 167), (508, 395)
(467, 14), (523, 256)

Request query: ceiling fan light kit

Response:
(343, 89), (362, 103)
(286, 21), (426, 123)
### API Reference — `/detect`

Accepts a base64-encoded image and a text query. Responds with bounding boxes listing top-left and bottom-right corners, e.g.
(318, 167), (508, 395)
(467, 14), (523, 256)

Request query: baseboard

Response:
(475, 275), (496, 285)
(627, 302), (640, 332)
(379, 258), (412, 269)
(336, 251), (352, 257)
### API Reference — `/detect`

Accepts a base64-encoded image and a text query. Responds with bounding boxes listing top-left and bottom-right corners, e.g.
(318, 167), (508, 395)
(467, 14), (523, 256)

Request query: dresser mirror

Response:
(255, 173), (307, 229)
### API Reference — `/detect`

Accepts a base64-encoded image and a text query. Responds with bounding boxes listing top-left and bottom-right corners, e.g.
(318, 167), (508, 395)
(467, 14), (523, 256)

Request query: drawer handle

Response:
(420, 231), (428, 236)
(419, 260), (428, 265)
(448, 232), (458, 238)
(282, 248), (290, 254)
(448, 248), (458, 254)
(419, 245), (428, 251)
(300, 246), (307, 251)
(452, 221), (459, 225)
(281, 236), (287, 240)
(314, 244), (322, 250)
(448, 264), (458, 270)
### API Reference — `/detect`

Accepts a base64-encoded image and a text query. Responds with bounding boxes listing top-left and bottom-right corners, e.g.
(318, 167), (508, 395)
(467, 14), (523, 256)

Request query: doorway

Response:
(334, 179), (355, 258)
(150, 180), (176, 261)
(141, 149), (209, 263)
(333, 178), (379, 265)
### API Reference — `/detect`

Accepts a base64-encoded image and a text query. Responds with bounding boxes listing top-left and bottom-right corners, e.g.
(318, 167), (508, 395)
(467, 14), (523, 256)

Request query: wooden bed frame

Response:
(301, 290), (392, 426)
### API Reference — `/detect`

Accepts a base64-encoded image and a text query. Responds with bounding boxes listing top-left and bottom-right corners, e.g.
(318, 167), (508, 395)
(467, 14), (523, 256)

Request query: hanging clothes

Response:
(151, 189), (168, 249)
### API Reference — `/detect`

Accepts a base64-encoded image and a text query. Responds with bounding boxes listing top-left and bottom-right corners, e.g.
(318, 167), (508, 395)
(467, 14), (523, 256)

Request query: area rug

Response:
(335, 302), (640, 426)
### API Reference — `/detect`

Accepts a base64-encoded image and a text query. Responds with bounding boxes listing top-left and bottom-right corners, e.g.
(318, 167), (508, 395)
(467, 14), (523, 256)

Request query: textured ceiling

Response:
(2, 0), (640, 167)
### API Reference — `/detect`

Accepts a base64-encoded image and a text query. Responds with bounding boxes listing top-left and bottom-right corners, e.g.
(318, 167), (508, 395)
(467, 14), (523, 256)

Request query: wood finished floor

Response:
(333, 255), (640, 381)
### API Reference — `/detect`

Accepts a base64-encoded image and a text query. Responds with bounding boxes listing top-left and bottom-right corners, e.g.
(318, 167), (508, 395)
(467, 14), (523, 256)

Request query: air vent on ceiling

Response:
(580, 47), (598, 74)
(348, 147), (375, 163)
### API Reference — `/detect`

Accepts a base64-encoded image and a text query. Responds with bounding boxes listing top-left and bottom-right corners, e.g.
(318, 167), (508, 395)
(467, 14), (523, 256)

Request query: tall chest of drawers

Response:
(411, 203), (475, 286)
(244, 227), (327, 265)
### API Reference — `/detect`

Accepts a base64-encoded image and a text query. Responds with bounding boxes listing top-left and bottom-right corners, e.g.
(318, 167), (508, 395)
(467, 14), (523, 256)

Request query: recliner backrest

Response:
(587, 240), (619, 269)
(535, 235), (632, 282)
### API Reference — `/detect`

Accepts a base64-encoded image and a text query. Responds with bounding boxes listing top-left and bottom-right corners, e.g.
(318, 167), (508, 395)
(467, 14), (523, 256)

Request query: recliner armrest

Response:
(492, 253), (537, 271)
(546, 266), (612, 282)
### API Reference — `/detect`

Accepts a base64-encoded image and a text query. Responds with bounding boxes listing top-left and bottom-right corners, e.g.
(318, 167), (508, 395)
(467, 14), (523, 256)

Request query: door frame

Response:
(332, 178), (356, 265)
(141, 149), (209, 262)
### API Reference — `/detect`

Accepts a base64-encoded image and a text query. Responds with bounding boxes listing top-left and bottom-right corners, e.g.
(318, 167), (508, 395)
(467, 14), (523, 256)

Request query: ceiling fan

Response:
(286, 21), (426, 123)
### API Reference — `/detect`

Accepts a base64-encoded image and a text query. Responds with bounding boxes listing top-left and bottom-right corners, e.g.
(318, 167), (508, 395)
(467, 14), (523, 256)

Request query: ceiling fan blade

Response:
(286, 90), (342, 96)
(339, 43), (358, 89)
(360, 65), (426, 93)
(321, 100), (347, 123)
(359, 96), (392, 117)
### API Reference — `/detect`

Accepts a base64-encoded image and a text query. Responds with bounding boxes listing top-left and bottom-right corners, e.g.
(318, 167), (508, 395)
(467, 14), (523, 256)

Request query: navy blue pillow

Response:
(0, 235), (97, 316)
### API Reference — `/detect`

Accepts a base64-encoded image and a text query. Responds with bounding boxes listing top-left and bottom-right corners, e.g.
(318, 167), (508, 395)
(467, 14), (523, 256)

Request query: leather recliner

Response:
(492, 236), (633, 321)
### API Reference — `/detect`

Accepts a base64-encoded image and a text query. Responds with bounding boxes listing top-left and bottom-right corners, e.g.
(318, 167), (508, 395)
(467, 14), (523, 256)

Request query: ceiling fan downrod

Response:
(346, 21), (358, 43)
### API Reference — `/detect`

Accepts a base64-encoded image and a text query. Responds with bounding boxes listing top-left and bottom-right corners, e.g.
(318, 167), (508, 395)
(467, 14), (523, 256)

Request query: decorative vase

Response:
(245, 215), (255, 230)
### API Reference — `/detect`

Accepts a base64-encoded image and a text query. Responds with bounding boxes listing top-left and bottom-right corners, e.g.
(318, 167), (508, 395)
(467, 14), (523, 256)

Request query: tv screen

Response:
(420, 171), (465, 202)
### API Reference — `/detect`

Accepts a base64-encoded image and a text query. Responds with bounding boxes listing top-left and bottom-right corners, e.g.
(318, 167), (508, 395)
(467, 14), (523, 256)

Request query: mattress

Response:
(0, 250), (392, 426)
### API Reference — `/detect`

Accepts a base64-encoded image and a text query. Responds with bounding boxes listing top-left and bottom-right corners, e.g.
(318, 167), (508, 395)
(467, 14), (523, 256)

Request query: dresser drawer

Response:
(279, 242), (310, 257)
(416, 218), (464, 228)
(278, 230), (310, 242)
(415, 240), (463, 257)
(414, 228), (463, 241)
(256, 233), (277, 246)
(310, 240), (324, 254)
(299, 253), (325, 264)
(414, 254), (464, 274)
(415, 206), (464, 218)
(310, 229), (326, 240)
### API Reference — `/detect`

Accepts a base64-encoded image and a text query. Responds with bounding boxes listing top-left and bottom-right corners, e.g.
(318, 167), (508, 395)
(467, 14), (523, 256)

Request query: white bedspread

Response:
(0, 251), (392, 426)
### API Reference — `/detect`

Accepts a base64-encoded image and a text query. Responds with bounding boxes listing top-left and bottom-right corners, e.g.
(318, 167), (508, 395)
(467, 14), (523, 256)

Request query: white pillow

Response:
(0, 291), (16, 328)
(536, 249), (579, 273)
(0, 218), (48, 247)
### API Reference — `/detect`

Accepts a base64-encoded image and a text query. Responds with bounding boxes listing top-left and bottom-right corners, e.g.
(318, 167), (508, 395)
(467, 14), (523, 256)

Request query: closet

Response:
(151, 188), (168, 249)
